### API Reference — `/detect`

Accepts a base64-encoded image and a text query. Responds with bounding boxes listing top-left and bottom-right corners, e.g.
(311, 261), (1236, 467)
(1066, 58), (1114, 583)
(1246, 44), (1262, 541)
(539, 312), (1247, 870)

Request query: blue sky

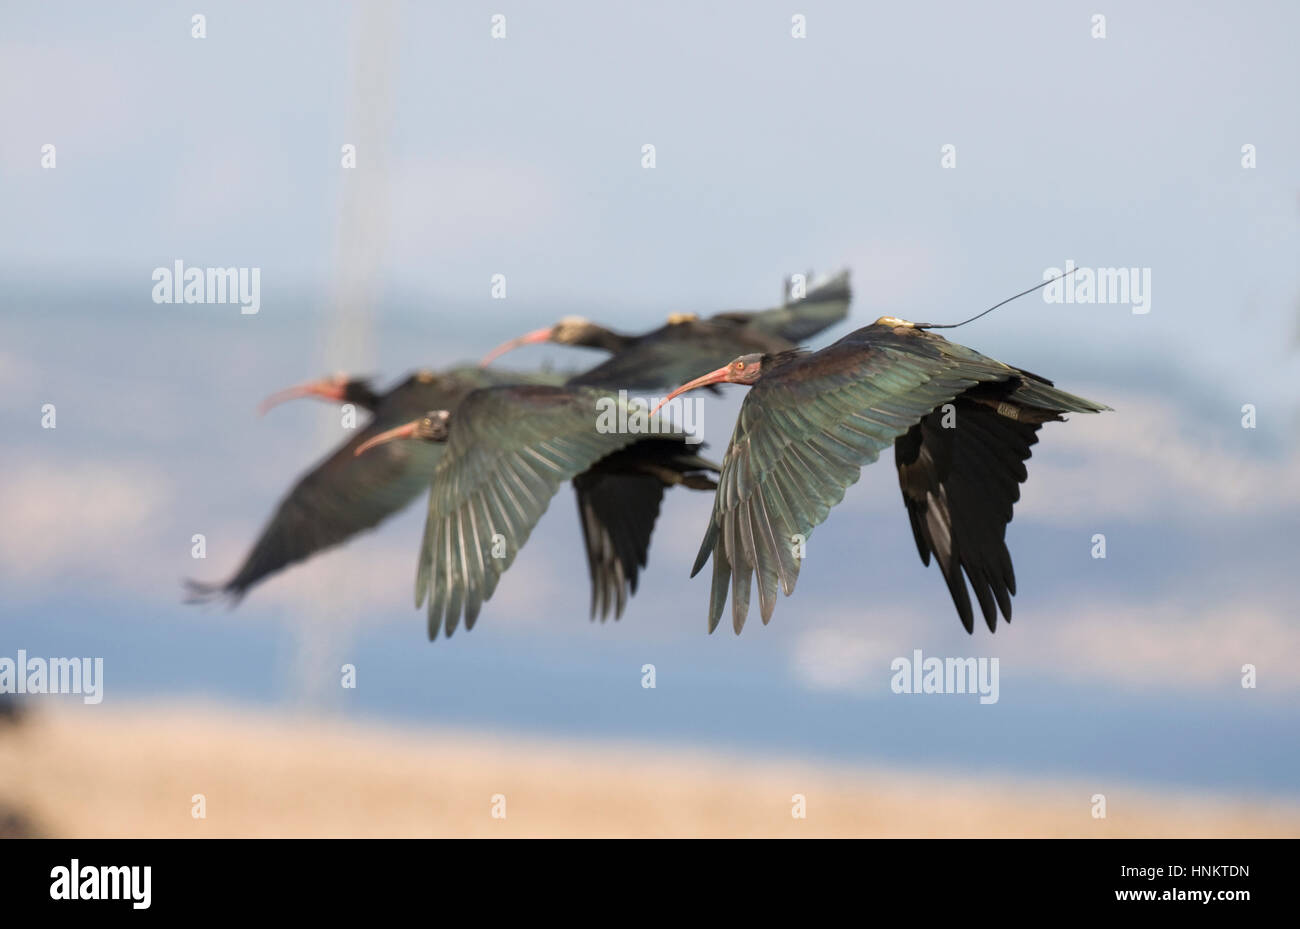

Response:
(2, 1), (1298, 798)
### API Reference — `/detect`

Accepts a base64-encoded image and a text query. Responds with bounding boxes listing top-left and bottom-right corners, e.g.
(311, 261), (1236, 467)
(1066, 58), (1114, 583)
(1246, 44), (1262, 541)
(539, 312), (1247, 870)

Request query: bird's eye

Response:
(735, 361), (745, 371)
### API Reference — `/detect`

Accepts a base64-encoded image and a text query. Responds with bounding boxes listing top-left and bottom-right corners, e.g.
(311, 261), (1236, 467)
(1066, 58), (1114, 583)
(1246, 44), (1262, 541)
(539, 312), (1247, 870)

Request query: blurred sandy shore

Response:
(1, 703), (1296, 838)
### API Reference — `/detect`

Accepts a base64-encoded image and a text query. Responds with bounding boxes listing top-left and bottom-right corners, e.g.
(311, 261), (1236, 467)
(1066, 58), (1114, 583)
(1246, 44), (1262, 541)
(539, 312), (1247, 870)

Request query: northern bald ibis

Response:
(654, 318), (1111, 634)
(481, 270), (852, 391)
(355, 386), (718, 639)
(185, 366), (564, 603)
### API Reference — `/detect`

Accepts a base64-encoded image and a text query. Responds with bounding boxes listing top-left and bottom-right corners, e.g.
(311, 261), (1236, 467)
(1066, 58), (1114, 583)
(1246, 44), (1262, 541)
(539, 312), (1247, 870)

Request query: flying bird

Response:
(356, 386), (718, 639)
(654, 317), (1110, 634)
(482, 270), (853, 391)
(186, 365), (564, 603)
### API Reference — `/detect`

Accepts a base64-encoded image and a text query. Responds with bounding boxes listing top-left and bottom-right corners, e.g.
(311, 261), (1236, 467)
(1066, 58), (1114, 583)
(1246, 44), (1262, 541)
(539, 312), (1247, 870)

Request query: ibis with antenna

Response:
(654, 270), (1110, 635)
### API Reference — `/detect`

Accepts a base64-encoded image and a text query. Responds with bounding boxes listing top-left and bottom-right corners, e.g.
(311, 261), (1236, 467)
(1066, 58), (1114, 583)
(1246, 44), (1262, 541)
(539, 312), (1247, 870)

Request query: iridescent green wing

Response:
(694, 324), (1108, 633)
(417, 386), (701, 638)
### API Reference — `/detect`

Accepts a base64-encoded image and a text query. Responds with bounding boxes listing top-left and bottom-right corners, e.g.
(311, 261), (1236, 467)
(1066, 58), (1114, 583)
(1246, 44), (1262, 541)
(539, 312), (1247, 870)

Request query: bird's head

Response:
(480, 316), (603, 365)
(354, 410), (452, 457)
(258, 373), (377, 415)
(550, 315), (599, 345)
(652, 353), (765, 413)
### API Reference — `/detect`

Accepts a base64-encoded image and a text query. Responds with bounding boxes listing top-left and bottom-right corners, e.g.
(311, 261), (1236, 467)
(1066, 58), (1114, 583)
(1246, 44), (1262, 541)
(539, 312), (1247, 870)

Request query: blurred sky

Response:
(2, 2), (1299, 798)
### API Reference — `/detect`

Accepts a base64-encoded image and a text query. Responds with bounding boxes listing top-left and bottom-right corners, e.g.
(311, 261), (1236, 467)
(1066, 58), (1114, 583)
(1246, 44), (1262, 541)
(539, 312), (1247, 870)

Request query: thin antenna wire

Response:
(915, 266), (1081, 330)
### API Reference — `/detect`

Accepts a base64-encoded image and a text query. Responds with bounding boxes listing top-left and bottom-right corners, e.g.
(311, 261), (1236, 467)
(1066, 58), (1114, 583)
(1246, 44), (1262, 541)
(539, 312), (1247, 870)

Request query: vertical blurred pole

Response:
(290, 0), (399, 713)
(323, 0), (397, 372)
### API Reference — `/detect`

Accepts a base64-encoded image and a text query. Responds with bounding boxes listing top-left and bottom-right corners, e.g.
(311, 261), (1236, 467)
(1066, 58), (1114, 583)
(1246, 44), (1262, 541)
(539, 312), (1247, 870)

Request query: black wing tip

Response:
(953, 580), (1014, 633)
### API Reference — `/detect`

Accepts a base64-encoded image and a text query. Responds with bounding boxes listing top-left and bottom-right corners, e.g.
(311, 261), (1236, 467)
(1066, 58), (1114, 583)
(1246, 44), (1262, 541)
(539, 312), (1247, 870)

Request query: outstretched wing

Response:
(186, 374), (468, 603)
(572, 440), (718, 621)
(693, 323), (1107, 633)
(711, 269), (853, 344)
(185, 367), (562, 603)
(893, 377), (1090, 633)
(416, 386), (704, 638)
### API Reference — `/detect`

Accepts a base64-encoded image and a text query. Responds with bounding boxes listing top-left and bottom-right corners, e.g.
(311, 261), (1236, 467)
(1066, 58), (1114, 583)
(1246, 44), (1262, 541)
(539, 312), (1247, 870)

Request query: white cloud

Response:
(789, 596), (1300, 697)
(829, 390), (1300, 526)
(793, 628), (896, 695)
(0, 460), (174, 587)
(1021, 601), (1299, 690)
(1022, 390), (1300, 522)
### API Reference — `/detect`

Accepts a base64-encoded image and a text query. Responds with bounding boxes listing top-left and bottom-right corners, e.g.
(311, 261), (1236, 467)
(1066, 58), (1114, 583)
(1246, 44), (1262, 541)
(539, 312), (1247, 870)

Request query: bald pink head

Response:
(651, 353), (765, 414)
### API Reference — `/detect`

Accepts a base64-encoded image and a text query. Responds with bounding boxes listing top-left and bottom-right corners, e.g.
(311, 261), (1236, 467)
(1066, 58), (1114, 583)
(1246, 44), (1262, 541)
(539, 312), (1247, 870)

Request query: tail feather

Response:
(1009, 374), (1110, 415)
(182, 578), (242, 607)
(790, 267), (852, 306)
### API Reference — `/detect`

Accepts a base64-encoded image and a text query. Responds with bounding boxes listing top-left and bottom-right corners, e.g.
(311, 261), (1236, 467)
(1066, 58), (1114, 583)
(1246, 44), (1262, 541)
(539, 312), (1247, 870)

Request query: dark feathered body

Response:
(564, 271), (852, 392)
(569, 318), (792, 391)
(689, 321), (1109, 633)
(187, 366), (564, 603)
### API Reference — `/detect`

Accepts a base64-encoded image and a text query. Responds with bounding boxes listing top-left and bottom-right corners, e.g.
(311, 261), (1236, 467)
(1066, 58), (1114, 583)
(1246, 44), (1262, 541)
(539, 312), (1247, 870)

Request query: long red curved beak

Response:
(480, 327), (552, 366)
(651, 364), (732, 415)
(354, 421), (419, 457)
(258, 379), (345, 416)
